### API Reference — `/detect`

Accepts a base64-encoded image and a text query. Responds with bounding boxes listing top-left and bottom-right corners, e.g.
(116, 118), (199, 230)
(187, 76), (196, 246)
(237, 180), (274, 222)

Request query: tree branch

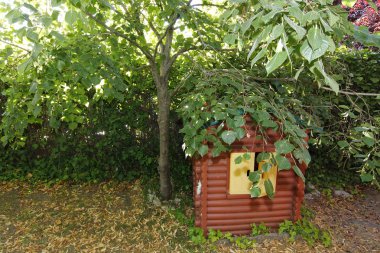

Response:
(81, 10), (153, 61)
(153, 0), (193, 59)
(203, 69), (380, 97)
(166, 47), (236, 75)
(190, 3), (227, 8)
(0, 39), (31, 53)
(321, 87), (380, 97)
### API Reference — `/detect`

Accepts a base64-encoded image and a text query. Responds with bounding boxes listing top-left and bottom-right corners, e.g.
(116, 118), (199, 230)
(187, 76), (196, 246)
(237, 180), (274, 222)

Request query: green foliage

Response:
(234, 236), (255, 250)
(189, 228), (255, 250)
(322, 188), (333, 200)
(178, 73), (310, 198)
(223, 0), (353, 93)
(279, 219), (332, 247)
(305, 49), (379, 188)
(251, 223), (270, 236)
(353, 26), (380, 48)
(207, 229), (224, 243)
(188, 227), (207, 245)
(0, 99), (158, 183)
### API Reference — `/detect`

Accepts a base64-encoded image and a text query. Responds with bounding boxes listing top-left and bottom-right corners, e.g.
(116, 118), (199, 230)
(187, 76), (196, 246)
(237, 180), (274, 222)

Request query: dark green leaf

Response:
(362, 136), (375, 147)
(360, 173), (373, 182)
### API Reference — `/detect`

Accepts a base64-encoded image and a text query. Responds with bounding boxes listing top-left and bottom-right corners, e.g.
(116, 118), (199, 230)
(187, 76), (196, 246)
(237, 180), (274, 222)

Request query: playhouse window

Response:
(229, 152), (277, 196)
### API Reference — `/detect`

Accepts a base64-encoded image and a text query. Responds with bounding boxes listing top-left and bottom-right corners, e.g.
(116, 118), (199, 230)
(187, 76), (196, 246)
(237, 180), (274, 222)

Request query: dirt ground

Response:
(0, 180), (379, 253)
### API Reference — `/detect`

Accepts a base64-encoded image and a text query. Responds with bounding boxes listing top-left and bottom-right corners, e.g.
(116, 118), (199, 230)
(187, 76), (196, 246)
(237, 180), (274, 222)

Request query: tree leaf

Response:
(261, 119), (277, 129)
(65, 10), (78, 25)
(26, 30), (39, 42)
(293, 165), (305, 182)
(223, 34), (237, 45)
(311, 37), (329, 61)
(325, 74), (339, 94)
(262, 9), (281, 24)
(50, 31), (65, 42)
(300, 40), (313, 63)
(250, 48), (267, 67)
(236, 128), (246, 139)
(303, 11), (320, 23)
(241, 11), (263, 34)
(40, 15), (53, 27)
(220, 8), (236, 20)
(243, 153), (251, 160)
(288, 6), (304, 24)
(269, 24), (284, 42)
(247, 33), (262, 60)
(284, 16), (306, 41)
(362, 136), (375, 147)
(264, 179), (274, 199)
(17, 58), (33, 73)
(256, 152), (271, 163)
(241, 16), (254, 34)
(234, 116), (245, 127)
(320, 17), (333, 32)
(307, 26), (322, 50)
(250, 186), (261, 198)
(262, 162), (272, 172)
(198, 145), (208, 156)
(293, 148), (311, 165)
(275, 140), (295, 154)
(248, 171), (261, 184)
(275, 154), (291, 170)
(327, 10), (340, 26)
(360, 173), (373, 182)
(265, 51), (287, 75)
(235, 155), (243, 164)
(294, 67), (304, 80)
(23, 3), (39, 13)
(221, 130), (237, 145)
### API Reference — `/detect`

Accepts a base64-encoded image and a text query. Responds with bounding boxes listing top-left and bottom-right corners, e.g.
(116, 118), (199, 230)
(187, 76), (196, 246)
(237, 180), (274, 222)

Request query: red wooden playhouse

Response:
(193, 118), (308, 235)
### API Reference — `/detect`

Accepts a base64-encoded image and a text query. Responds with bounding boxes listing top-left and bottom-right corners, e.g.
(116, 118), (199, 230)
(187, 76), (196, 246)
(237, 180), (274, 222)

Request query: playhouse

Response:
(193, 117), (307, 235)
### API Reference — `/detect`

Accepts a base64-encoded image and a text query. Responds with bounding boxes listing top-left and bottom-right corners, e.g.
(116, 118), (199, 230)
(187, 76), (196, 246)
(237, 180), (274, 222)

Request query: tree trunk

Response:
(157, 80), (172, 200)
